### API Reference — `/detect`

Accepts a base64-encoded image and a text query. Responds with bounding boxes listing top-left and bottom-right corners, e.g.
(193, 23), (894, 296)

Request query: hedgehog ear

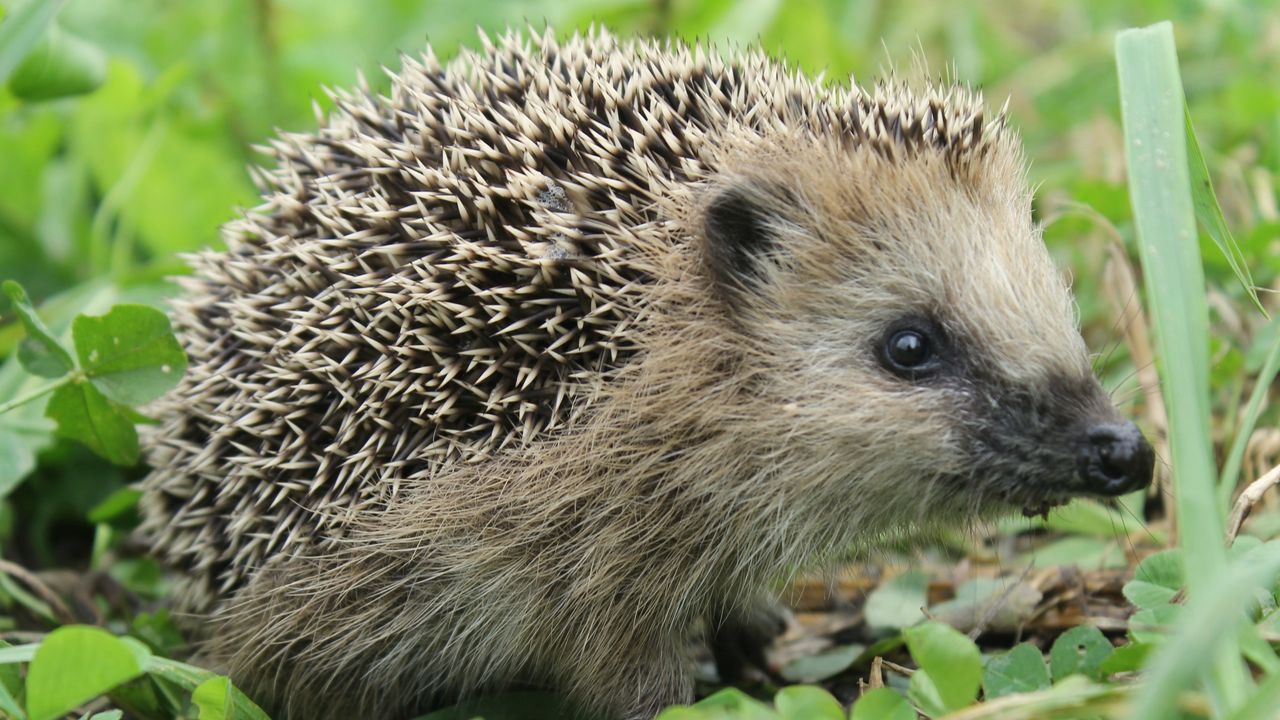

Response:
(702, 183), (787, 301)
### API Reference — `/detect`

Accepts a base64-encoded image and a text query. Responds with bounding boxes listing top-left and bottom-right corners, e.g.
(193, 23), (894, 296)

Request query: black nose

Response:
(1077, 422), (1154, 496)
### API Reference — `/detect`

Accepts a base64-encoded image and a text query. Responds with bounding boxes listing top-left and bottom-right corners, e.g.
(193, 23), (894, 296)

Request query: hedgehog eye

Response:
(877, 321), (943, 380)
(889, 330), (929, 365)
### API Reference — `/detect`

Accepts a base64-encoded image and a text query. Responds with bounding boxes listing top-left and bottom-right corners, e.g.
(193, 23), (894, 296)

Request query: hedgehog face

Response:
(699, 137), (1152, 524)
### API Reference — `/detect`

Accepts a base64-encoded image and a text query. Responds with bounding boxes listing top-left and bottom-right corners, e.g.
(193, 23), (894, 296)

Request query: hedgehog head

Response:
(695, 88), (1153, 527)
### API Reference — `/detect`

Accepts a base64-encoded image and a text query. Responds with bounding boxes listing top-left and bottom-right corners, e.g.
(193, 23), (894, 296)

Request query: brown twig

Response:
(880, 659), (915, 677)
(0, 631), (45, 645)
(0, 559), (76, 625)
(1225, 463), (1280, 544)
(867, 655), (886, 690)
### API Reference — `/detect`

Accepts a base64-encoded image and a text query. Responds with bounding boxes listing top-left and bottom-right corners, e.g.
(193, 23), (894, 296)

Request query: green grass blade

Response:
(1225, 667), (1280, 720)
(1130, 542), (1280, 720)
(1117, 20), (1222, 584)
(1184, 107), (1266, 317)
(1117, 20), (1246, 717)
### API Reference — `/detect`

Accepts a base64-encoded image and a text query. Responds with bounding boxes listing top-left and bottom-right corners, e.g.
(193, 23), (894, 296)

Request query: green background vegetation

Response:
(1, 0), (1279, 718)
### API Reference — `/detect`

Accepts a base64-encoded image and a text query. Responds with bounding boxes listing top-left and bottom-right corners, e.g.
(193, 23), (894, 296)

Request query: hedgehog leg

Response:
(708, 603), (788, 686)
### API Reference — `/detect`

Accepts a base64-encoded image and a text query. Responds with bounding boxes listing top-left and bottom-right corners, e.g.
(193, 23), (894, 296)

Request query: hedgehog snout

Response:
(1075, 421), (1154, 496)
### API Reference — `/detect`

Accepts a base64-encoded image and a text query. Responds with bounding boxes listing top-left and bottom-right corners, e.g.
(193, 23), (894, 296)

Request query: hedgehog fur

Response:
(141, 26), (1150, 720)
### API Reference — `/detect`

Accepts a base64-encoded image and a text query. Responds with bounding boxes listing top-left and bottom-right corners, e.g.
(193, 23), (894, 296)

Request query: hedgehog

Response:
(140, 26), (1154, 720)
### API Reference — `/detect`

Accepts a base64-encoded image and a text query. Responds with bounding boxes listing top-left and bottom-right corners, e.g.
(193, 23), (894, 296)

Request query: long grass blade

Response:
(1130, 542), (1280, 720)
(1184, 107), (1266, 317)
(1117, 20), (1246, 717)
(1117, 20), (1222, 584)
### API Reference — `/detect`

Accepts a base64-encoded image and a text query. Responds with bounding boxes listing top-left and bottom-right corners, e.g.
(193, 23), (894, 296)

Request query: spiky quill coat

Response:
(142, 27), (1093, 720)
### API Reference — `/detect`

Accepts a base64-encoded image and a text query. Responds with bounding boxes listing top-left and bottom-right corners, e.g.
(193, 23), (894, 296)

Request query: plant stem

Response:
(0, 375), (74, 415)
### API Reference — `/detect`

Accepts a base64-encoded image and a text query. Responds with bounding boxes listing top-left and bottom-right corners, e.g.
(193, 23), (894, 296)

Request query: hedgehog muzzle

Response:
(1076, 421), (1154, 496)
